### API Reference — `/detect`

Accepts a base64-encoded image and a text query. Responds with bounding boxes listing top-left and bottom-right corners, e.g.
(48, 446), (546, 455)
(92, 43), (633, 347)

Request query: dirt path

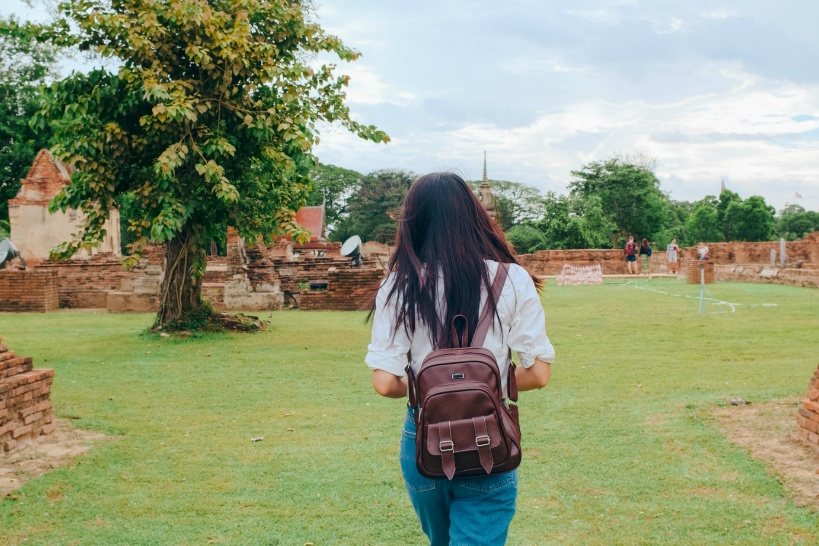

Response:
(713, 397), (819, 510)
(1, 419), (109, 497)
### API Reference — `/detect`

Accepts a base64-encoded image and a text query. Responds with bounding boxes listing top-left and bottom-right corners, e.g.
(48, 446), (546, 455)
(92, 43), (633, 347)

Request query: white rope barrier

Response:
(557, 263), (603, 286)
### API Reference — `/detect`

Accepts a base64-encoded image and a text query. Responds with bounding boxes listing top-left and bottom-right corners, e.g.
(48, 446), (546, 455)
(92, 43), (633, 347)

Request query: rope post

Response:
(699, 262), (706, 314)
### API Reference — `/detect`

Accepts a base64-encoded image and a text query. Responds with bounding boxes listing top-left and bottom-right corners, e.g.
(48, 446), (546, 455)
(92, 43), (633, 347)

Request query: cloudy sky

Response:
(5, 0), (819, 211)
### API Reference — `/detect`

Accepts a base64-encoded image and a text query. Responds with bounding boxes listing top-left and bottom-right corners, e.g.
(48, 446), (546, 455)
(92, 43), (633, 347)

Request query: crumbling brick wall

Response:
(715, 265), (819, 288)
(0, 337), (55, 452)
(0, 270), (59, 312)
(679, 235), (819, 267)
(300, 268), (383, 311)
(35, 254), (131, 308)
(797, 364), (819, 449)
(517, 249), (629, 276)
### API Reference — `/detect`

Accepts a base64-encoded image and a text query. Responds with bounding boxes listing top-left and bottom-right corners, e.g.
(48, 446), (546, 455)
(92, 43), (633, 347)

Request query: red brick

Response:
(799, 407), (819, 423)
(0, 350), (15, 362)
(803, 400), (819, 413)
(23, 411), (43, 425)
(36, 400), (52, 413)
(12, 424), (32, 439)
(3, 439), (18, 452)
(39, 423), (55, 435)
(809, 431), (819, 445)
(0, 355), (33, 371)
(0, 422), (13, 436)
(809, 389), (819, 401)
(797, 415), (807, 428)
(19, 405), (38, 418)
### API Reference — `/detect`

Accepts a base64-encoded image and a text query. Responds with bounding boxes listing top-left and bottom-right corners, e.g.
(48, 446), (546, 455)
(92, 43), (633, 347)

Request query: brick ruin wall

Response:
(518, 249), (630, 276)
(4, 233), (815, 311)
(35, 254), (131, 308)
(796, 364), (819, 450)
(0, 270), (59, 312)
(517, 233), (819, 285)
(300, 267), (384, 311)
(0, 337), (55, 453)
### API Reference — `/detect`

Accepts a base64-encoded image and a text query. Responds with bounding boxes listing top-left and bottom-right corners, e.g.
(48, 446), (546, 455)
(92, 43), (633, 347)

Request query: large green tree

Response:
(31, 0), (387, 328)
(0, 17), (59, 232)
(468, 179), (547, 232)
(716, 189), (742, 241)
(331, 169), (412, 244)
(505, 224), (546, 254)
(568, 156), (670, 245)
(686, 197), (723, 244)
(534, 193), (616, 250)
(305, 162), (362, 233)
(776, 204), (819, 241)
(723, 195), (775, 242)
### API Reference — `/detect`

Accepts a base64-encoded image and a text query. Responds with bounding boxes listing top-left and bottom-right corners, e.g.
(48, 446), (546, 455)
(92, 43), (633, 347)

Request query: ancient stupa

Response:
(477, 151), (497, 222)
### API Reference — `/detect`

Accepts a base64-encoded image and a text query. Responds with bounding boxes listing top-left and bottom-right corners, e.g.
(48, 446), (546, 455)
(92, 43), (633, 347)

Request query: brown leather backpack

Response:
(407, 263), (521, 480)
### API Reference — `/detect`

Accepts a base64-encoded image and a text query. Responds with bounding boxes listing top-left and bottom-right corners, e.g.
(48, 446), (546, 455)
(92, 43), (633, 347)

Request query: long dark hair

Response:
(641, 238), (649, 251)
(374, 172), (532, 348)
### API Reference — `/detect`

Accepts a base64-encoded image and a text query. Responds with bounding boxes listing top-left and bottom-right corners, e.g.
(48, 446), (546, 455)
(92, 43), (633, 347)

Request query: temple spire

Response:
(720, 179), (725, 195)
(477, 151), (497, 222)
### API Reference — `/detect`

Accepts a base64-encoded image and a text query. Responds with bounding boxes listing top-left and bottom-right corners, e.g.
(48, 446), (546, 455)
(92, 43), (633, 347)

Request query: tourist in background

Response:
(666, 238), (679, 274)
(639, 238), (652, 274)
(625, 236), (638, 274)
(697, 242), (709, 261)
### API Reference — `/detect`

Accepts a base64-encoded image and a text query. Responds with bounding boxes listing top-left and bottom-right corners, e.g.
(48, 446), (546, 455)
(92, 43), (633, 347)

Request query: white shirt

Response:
(365, 260), (555, 392)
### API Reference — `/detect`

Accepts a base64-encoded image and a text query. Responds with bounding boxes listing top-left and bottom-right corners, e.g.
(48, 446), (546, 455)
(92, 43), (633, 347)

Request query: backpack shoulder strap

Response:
(471, 262), (509, 348)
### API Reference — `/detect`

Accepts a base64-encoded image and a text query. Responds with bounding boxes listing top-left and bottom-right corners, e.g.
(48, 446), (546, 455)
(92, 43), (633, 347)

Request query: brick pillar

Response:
(685, 260), (714, 284)
(0, 337), (56, 452)
(797, 364), (819, 449)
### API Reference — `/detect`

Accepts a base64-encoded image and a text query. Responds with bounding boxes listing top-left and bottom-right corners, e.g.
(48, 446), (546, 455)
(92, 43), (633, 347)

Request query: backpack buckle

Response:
(475, 434), (490, 447)
(439, 440), (454, 452)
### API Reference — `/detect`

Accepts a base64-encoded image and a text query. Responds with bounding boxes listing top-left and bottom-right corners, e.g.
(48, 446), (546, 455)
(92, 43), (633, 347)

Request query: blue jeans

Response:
(400, 409), (518, 546)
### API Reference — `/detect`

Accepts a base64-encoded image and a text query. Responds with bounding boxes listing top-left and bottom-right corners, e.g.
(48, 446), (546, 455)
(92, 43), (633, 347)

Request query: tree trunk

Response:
(155, 223), (207, 329)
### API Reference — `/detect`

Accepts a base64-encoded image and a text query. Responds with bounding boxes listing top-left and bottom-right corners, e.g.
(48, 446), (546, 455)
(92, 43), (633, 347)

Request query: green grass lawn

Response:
(1, 279), (818, 545)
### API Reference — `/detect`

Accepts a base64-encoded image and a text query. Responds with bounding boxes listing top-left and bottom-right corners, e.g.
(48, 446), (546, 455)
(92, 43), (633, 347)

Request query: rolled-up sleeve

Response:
(507, 266), (555, 368)
(365, 276), (411, 377)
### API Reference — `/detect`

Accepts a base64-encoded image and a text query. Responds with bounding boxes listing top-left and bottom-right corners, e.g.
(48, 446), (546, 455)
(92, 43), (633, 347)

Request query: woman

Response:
(625, 236), (638, 274)
(365, 172), (555, 545)
(639, 238), (652, 274)
(666, 238), (679, 274)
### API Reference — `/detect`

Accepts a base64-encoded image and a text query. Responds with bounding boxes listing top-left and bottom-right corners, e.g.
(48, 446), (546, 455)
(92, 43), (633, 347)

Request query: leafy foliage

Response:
(331, 169), (413, 244)
(776, 204), (819, 241)
(306, 162), (363, 231)
(723, 195), (775, 242)
(568, 156), (670, 245)
(534, 193), (616, 250)
(30, 0), (387, 325)
(0, 17), (59, 224)
(468, 179), (547, 231)
(686, 197), (723, 244)
(505, 224), (547, 254)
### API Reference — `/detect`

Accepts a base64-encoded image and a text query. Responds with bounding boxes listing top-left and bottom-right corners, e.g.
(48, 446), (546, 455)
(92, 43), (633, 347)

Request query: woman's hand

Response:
(372, 369), (408, 398)
(515, 358), (551, 391)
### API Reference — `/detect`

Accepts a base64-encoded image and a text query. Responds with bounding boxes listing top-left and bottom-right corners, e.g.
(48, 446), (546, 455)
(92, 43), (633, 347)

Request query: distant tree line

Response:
(306, 158), (819, 254)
